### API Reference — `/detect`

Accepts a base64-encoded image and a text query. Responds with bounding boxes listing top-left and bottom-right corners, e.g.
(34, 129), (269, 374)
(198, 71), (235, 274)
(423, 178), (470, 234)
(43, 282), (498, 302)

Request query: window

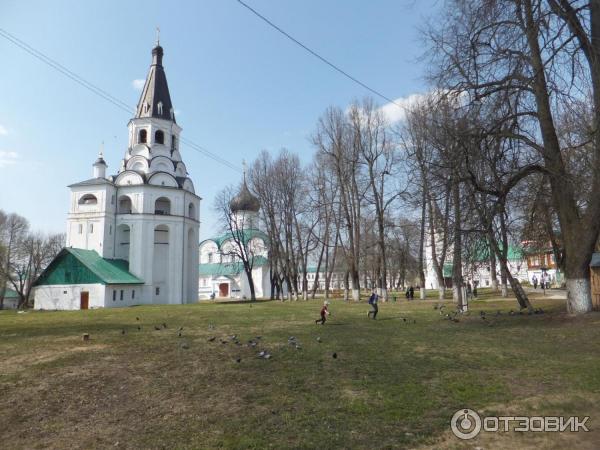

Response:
(78, 224), (83, 234)
(113, 290), (116, 301)
(89, 223), (94, 233)
(208, 253), (213, 263)
(120, 290), (124, 301)
(154, 197), (171, 215)
(155, 130), (165, 144)
(138, 129), (147, 143)
(79, 194), (98, 205)
(155, 287), (160, 296)
(157, 101), (163, 115)
(171, 135), (177, 152)
(131, 290), (135, 299)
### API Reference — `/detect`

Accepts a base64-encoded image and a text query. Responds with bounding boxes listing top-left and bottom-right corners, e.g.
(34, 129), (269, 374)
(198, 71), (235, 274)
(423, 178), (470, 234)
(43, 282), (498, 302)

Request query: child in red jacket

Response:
(315, 301), (330, 325)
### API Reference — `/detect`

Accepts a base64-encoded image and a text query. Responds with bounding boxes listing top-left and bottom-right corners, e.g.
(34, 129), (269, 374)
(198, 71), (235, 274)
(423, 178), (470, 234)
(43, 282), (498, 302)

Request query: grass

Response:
(1, 292), (599, 449)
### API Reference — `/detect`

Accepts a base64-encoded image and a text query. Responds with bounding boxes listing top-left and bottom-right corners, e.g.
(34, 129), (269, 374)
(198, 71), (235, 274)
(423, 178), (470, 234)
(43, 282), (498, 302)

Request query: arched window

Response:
(138, 129), (147, 143)
(171, 135), (177, 152)
(154, 197), (171, 215)
(188, 202), (196, 219)
(78, 194), (98, 205)
(155, 130), (164, 145)
(118, 195), (133, 214)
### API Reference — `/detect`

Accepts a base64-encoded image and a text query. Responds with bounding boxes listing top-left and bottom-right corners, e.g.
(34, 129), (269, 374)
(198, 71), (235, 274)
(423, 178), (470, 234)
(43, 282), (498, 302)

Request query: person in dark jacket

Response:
(367, 292), (379, 319)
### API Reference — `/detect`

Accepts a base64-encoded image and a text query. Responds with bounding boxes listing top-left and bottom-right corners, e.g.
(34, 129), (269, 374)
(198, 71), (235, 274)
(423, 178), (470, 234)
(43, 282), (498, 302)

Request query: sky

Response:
(0, 0), (440, 241)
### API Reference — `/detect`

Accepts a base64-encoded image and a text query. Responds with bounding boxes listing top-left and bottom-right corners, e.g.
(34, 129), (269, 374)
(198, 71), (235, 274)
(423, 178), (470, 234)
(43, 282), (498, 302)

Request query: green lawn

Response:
(1, 294), (599, 449)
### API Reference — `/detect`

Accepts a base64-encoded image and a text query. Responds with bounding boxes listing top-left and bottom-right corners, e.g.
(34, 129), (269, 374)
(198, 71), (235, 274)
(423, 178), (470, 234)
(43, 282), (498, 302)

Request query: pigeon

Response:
(264, 354), (272, 359)
(154, 326), (161, 331)
(178, 331), (182, 337)
(295, 344), (302, 350)
(180, 342), (189, 349)
(332, 352), (338, 359)
(162, 323), (168, 329)
(316, 337), (322, 343)
(121, 329), (126, 335)
(433, 304), (439, 310)
(137, 325), (141, 331)
(235, 357), (241, 363)
(221, 340), (228, 344)
(207, 336), (216, 342)
(258, 351), (266, 357)
(480, 311), (486, 317)
(178, 327), (184, 331)
(136, 317), (140, 321)
(509, 310), (515, 316)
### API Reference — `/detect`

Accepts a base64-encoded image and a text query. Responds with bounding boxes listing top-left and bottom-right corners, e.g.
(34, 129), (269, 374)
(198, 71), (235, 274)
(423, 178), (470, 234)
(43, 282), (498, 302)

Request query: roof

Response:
(591, 253), (600, 268)
(135, 45), (175, 122)
(68, 177), (114, 188)
(473, 244), (524, 262)
(34, 248), (144, 286)
(199, 256), (269, 276)
(230, 181), (260, 213)
(3, 288), (18, 299)
(200, 229), (269, 250)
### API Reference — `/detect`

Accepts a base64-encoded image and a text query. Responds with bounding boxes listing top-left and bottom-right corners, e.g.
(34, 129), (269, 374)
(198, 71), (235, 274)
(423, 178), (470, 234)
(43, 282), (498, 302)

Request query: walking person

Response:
(315, 301), (330, 325)
(367, 291), (379, 319)
(532, 275), (538, 289)
(409, 285), (415, 300)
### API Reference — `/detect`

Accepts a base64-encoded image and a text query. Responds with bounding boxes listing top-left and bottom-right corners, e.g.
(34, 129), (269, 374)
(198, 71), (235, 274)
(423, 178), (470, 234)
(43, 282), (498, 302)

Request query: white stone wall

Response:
(33, 284), (106, 310)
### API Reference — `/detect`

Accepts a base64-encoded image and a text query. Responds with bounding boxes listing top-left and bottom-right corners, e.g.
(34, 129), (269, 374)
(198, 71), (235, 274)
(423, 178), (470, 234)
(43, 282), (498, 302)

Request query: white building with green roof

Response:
(198, 181), (270, 299)
(33, 42), (200, 309)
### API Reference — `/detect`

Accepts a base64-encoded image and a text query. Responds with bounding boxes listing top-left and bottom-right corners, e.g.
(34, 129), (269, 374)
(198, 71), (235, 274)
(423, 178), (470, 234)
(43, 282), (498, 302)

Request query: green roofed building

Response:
(1, 287), (20, 309)
(198, 178), (271, 299)
(33, 248), (144, 310)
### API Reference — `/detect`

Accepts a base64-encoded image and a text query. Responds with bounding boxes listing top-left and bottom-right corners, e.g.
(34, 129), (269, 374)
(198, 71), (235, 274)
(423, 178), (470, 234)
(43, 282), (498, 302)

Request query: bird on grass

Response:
(162, 323), (168, 329)
(332, 352), (338, 359)
(137, 325), (141, 331)
(207, 336), (216, 342)
(178, 331), (182, 338)
(121, 329), (126, 335)
(316, 337), (322, 343)
(154, 326), (161, 331)
(235, 357), (241, 363)
(136, 317), (140, 321)
(180, 342), (189, 349)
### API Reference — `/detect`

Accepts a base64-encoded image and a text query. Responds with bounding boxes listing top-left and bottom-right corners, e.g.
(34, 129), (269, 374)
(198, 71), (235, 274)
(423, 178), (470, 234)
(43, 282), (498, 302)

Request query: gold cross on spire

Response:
(156, 26), (160, 46)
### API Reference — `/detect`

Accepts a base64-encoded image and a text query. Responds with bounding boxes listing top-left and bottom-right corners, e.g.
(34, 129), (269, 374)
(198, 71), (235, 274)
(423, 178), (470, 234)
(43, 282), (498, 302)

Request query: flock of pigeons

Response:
(434, 303), (546, 326)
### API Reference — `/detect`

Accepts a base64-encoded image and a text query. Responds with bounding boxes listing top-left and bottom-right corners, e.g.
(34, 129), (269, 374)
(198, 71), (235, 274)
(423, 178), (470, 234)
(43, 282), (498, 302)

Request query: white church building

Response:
(33, 42), (200, 309)
(198, 179), (270, 299)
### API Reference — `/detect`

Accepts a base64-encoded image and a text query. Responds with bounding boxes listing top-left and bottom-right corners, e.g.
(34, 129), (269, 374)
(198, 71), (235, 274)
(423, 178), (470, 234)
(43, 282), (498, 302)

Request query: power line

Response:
(235, 0), (403, 109)
(0, 27), (242, 173)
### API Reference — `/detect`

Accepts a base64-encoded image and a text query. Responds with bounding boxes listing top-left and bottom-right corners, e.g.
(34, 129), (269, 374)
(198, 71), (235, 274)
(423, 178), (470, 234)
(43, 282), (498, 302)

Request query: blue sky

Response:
(0, 0), (439, 240)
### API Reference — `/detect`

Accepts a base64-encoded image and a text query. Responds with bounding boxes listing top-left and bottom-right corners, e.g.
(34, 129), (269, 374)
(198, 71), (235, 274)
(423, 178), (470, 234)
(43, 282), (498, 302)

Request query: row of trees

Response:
(215, 0), (600, 314)
(0, 210), (64, 309)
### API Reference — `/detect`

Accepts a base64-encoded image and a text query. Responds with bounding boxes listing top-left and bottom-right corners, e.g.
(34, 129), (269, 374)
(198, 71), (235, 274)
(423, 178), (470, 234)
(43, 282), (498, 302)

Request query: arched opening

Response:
(171, 135), (177, 152)
(188, 202), (196, 219)
(155, 130), (165, 145)
(154, 197), (171, 215)
(116, 224), (131, 261)
(153, 225), (169, 303)
(118, 195), (133, 214)
(78, 194), (98, 205)
(138, 129), (147, 143)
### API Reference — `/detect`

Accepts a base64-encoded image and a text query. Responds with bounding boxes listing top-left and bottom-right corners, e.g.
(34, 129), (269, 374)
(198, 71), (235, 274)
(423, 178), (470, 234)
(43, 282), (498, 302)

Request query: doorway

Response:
(218, 283), (229, 298)
(80, 291), (89, 310)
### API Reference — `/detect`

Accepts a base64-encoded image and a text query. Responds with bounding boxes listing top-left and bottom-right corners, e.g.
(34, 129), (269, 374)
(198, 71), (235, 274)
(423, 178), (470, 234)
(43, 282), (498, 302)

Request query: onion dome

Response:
(230, 181), (260, 213)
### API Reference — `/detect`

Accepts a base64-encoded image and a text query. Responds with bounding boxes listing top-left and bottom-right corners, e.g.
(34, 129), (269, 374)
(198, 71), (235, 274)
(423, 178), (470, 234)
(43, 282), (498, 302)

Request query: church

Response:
(33, 42), (200, 309)
(198, 178), (271, 299)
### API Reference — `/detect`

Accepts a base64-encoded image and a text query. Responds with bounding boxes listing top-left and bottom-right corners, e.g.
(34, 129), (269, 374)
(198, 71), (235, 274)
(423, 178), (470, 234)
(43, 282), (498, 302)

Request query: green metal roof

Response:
(199, 255), (268, 276)
(443, 263), (453, 278)
(34, 248), (144, 286)
(3, 288), (18, 299)
(473, 244), (523, 262)
(200, 229), (269, 250)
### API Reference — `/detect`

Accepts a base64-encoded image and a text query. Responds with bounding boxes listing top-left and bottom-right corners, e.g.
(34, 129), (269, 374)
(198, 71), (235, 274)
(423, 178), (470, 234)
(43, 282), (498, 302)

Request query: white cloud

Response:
(0, 151), (19, 168)
(379, 92), (430, 123)
(0, 124), (7, 136)
(132, 79), (145, 90)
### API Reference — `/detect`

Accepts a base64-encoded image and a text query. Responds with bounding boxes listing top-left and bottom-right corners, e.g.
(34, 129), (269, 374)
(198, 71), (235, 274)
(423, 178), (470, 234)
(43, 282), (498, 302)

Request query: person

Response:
(532, 275), (538, 289)
(405, 287), (410, 299)
(472, 281), (478, 298)
(315, 301), (330, 325)
(409, 286), (414, 299)
(367, 292), (379, 319)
